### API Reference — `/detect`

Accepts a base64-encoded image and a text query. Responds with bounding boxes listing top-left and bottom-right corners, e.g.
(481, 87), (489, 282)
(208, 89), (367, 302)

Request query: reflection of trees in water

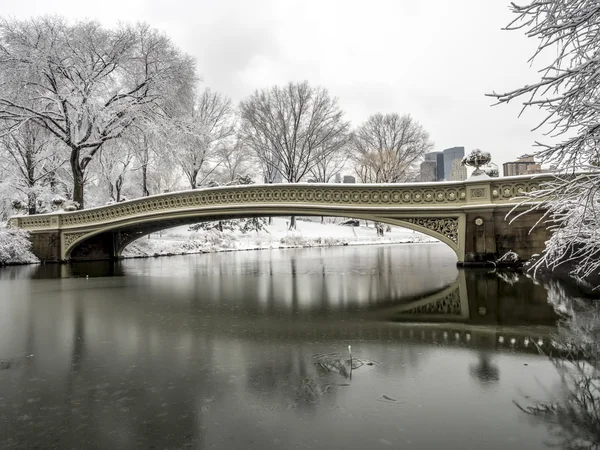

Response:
(517, 282), (600, 450)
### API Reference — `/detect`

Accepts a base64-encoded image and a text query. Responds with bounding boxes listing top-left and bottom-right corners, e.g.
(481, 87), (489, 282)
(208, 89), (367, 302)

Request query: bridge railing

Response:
(8, 174), (553, 232)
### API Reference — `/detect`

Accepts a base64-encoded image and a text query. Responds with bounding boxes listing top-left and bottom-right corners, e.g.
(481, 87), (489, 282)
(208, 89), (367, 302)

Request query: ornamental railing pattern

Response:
(9, 176), (551, 232)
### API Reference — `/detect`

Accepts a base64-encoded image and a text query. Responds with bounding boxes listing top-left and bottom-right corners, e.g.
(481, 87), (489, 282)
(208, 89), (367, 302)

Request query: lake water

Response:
(0, 243), (581, 449)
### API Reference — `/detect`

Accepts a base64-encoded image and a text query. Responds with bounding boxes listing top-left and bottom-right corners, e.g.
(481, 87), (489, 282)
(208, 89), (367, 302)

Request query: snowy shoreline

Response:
(122, 218), (437, 259)
(123, 235), (439, 259)
(0, 218), (438, 266)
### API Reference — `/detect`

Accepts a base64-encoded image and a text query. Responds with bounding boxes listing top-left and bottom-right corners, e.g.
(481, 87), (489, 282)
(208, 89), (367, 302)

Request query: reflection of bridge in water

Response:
(2, 260), (557, 355)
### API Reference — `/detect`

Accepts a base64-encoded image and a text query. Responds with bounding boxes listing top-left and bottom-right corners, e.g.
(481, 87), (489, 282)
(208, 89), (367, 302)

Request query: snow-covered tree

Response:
(517, 285), (600, 448)
(0, 121), (67, 214)
(174, 88), (236, 189)
(490, 1), (600, 281)
(96, 139), (136, 203)
(0, 17), (196, 209)
(352, 113), (433, 183)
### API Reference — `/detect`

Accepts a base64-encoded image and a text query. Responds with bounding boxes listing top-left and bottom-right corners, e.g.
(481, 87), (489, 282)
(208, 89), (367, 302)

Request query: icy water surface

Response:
(0, 243), (583, 449)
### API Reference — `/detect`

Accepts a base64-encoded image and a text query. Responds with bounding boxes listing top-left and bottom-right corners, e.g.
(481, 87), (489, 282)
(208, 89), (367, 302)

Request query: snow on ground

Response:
(122, 217), (438, 258)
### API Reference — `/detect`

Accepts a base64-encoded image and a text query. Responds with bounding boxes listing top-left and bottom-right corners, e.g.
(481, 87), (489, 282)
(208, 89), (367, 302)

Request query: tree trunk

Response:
(108, 182), (115, 202)
(27, 191), (37, 215)
(142, 137), (150, 196)
(26, 150), (37, 214)
(116, 175), (124, 202)
(73, 172), (85, 209)
(71, 151), (85, 209)
(268, 217), (273, 225)
(142, 164), (150, 196)
(289, 215), (296, 230)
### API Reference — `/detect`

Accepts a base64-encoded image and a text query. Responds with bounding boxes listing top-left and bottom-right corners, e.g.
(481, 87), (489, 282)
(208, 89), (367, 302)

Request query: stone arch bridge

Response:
(9, 175), (551, 263)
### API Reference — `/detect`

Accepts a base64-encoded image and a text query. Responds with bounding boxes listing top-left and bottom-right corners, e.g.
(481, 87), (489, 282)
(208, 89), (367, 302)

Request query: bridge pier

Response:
(463, 210), (497, 264)
(461, 208), (550, 266)
(29, 232), (61, 262)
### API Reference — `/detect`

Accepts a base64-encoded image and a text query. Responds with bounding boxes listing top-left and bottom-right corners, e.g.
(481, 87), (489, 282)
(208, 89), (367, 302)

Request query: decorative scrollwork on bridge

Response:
(402, 289), (462, 315)
(401, 217), (459, 244)
(63, 232), (89, 249)
(15, 216), (52, 229)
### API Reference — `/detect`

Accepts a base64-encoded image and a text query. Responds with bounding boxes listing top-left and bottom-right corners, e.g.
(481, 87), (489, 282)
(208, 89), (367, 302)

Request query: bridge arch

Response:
(62, 208), (462, 261)
(9, 177), (552, 263)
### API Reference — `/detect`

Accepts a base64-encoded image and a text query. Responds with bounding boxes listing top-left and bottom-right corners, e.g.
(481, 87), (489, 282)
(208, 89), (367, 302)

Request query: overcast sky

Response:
(0, 0), (549, 166)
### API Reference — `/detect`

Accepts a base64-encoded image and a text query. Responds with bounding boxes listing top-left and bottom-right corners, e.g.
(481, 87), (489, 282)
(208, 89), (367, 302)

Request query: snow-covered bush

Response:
(0, 226), (38, 265)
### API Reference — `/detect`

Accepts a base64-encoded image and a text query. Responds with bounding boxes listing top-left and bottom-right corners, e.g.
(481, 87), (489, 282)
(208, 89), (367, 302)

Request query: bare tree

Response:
(352, 113), (433, 183)
(309, 135), (351, 183)
(240, 81), (350, 183)
(240, 81), (349, 228)
(212, 137), (255, 184)
(489, 1), (600, 282)
(0, 17), (196, 208)
(174, 88), (236, 189)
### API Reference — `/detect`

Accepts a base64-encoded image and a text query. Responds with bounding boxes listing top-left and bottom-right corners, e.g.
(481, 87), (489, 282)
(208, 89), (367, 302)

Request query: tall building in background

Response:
(420, 148), (465, 182)
(503, 154), (543, 176)
(450, 158), (467, 181)
(424, 151), (444, 181)
(419, 160), (437, 182)
(442, 147), (465, 181)
(422, 151), (444, 181)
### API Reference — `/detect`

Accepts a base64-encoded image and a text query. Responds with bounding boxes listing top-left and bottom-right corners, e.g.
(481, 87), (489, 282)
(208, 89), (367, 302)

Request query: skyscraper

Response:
(419, 160), (437, 182)
(443, 147), (465, 181)
(423, 151), (444, 181)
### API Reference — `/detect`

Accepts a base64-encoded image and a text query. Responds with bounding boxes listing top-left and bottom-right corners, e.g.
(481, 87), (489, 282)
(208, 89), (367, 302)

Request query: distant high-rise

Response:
(442, 147), (465, 180)
(424, 151), (444, 181)
(421, 148), (464, 182)
(450, 158), (467, 181)
(343, 175), (356, 183)
(419, 160), (437, 182)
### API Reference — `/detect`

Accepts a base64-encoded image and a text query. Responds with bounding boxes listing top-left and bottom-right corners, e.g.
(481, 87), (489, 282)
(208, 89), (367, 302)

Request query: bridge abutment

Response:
(461, 209), (550, 265)
(29, 232), (61, 262)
